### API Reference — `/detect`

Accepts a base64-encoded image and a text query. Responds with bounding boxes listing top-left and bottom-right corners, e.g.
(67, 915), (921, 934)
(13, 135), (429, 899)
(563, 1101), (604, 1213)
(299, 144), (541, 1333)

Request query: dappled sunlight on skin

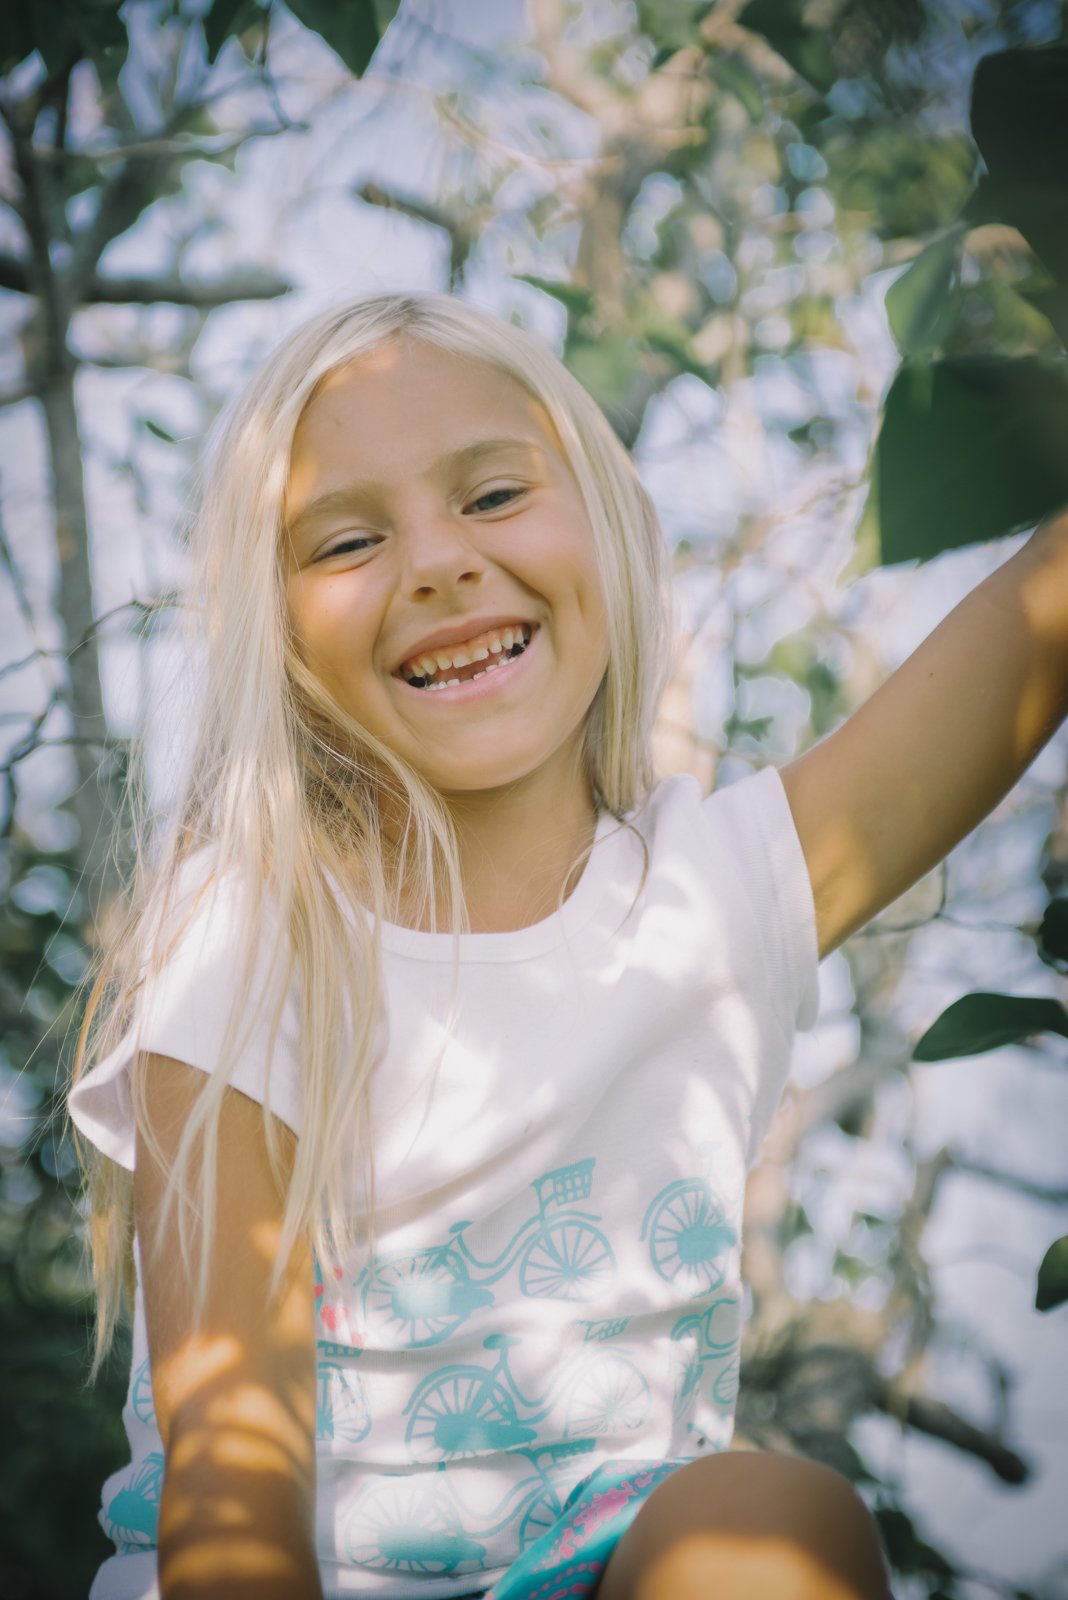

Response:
(137, 1059), (321, 1598)
(636, 1532), (868, 1600)
(153, 1326), (318, 1589)
(782, 512), (1068, 960)
(155, 1344), (319, 1597)
(595, 1453), (893, 1600)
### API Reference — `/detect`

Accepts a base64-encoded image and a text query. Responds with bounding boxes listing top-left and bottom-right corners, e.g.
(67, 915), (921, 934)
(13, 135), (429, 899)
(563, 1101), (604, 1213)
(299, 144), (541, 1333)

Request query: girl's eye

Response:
(467, 486), (523, 514)
(317, 533), (378, 560)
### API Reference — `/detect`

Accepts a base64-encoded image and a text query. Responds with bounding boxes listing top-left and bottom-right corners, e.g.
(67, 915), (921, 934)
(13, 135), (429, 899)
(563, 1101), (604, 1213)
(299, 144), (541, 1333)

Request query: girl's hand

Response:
(781, 509), (1068, 958)
(135, 1055), (322, 1600)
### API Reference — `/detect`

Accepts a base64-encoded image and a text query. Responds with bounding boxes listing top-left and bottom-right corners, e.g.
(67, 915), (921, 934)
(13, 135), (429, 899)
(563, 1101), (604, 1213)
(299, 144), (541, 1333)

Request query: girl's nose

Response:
(401, 512), (485, 599)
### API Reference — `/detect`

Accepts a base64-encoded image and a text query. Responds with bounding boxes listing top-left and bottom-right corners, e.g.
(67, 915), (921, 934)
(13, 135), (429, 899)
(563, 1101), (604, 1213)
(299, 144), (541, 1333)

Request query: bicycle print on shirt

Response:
(356, 1158), (616, 1349)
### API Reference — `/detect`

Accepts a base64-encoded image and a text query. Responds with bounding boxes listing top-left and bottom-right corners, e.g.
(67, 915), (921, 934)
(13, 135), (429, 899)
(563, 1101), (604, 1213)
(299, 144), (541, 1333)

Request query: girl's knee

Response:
(598, 1451), (892, 1600)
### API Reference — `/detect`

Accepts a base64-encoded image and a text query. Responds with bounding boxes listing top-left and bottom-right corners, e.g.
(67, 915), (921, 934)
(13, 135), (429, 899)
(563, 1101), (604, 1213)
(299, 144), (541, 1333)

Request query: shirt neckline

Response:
(375, 809), (629, 963)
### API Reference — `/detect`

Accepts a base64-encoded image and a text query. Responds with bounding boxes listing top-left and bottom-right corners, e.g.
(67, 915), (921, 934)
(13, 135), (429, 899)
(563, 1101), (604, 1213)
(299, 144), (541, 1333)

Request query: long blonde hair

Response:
(73, 293), (673, 1368)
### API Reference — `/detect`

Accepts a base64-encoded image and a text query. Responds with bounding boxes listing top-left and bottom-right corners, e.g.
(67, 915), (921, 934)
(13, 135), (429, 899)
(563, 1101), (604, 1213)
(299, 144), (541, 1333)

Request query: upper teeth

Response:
(402, 625), (532, 684)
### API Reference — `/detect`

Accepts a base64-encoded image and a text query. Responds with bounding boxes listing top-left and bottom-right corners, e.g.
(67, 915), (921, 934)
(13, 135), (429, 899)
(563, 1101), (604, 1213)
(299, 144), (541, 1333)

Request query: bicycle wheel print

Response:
(644, 1181), (734, 1292)
(342, 1480), (485, 1574)
(362, 1247), (487, 1348)
(518, 1486), (565, 1550)
(519, 1218), (615, 1300)
(317, 1361), (371, 1446)
(130, 1357), (155, 1426)
(104, 1452), (164, 1551)
(406, 1369), (531, 1460)
(562, 1353), (650, 1438)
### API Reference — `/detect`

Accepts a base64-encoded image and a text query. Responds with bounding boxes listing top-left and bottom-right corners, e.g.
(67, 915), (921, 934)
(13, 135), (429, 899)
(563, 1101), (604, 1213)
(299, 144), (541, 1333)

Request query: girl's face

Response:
(283, 339), (610, 802)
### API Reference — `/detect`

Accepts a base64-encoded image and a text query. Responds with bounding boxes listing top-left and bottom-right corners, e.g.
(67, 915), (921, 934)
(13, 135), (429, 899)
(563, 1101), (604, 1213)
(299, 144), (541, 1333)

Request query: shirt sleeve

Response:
(68, 862), (304, 1172)
(704, 764), (820, 1036)
(699, 765), (821, 1164)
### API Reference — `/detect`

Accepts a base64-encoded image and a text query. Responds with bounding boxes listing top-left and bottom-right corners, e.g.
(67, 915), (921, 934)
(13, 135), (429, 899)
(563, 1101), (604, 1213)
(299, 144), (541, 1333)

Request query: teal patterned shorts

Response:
(479, 1459), (685, 1600)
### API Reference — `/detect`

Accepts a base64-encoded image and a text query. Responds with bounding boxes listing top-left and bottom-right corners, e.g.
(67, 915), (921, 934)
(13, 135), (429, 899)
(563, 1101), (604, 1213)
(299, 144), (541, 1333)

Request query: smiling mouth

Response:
(399, 623), (535, 691)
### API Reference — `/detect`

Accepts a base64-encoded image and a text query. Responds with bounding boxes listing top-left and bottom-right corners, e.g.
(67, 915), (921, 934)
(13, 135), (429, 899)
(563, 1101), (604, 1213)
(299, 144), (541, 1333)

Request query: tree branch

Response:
(355, 182), (474, 286)
(874, 1381), (1030, 1484)
(0, 251), (290, 305)
(949, 1153), (1068, 1205)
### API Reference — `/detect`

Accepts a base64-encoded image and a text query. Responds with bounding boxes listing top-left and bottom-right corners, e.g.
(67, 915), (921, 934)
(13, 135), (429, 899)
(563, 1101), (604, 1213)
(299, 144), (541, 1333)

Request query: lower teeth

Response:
(418, 639), (527, 691)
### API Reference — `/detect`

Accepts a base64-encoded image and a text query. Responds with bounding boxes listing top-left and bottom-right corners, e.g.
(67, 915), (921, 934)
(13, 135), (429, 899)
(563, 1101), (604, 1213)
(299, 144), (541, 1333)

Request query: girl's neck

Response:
(394, 748), (601, 935)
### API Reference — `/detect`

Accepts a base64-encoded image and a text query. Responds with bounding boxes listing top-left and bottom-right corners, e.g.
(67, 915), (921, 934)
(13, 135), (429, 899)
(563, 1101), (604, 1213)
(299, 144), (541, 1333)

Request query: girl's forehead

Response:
(304, 339), (535, 426)
(288, 339), (562, 497)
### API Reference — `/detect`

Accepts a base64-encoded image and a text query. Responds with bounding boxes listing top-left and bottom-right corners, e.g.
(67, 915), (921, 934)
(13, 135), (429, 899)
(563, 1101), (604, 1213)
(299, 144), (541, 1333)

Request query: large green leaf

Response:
(284, 0), (398, 77)
(709, 55), (765, 124)
(913, 992), (1068, 1062)
(203, 0), (264, 62)
(869, 356), (1068, 563)
(969, 47), (1068, 290)
(1038, 900), (1068, 970)
(0, 0), (127, 84)
(884, 232), (962, 358)
(635, 0), (714, 56)
(1036, 1234), (1068, 1312)
(565, 334), (640, 411)
(1021, 283), (1068, 351)
(737, 0), (834, 94)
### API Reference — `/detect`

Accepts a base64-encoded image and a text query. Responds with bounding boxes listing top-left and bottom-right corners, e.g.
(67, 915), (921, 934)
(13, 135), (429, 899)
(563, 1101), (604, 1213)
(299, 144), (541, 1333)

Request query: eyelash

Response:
(318, 534), (379, 560)
(467, 486), (524, 513)
(315, 487), (525, 559)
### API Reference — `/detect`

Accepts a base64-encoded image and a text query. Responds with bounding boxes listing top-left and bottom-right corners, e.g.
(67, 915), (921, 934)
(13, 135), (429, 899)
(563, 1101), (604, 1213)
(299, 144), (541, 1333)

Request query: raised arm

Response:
(135, 1056), (321, 1600)
(782, 510), (1068, 959)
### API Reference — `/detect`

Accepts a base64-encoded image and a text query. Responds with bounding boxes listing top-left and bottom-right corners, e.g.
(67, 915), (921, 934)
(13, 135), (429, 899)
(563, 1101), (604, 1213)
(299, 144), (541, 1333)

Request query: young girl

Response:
(70, 293), (1068, 1600)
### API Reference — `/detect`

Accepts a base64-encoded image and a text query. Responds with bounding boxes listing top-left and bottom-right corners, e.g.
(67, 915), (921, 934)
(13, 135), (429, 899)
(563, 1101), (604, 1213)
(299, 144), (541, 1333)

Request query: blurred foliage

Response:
(1, 0), (1068, 1595)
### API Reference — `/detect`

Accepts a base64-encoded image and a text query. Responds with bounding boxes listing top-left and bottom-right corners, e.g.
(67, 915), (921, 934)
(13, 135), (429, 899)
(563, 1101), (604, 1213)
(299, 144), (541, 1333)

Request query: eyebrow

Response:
(285, 435), (543, 545)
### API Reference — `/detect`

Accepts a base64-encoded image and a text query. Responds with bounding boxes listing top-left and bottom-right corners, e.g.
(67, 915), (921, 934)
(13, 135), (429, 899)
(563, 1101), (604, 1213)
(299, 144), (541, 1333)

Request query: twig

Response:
(0, 595), (171, 687)
(874, 1380), (1029, 1484)
(0, 485), (65, 701)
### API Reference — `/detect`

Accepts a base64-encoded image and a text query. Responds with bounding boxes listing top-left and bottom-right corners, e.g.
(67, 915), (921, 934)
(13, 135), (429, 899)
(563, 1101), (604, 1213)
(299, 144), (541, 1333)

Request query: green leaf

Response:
(565, 333), (640, 410)
(709, 55), (765, 124)
(1019, 283), (1068, 351)
(635, 0), (714, 55)
(737, 0), (835, 94)
(516, 275), (595, 321)
(372, 0), (402, 30)
(141, 419), (179, 444)
(203, 0), (264, 62)
(913, 992), (1068, 1062)
(0, 2), (36, 75)
(884, 232), (962, 357)
(1038, 900), (1068, 968)
(1036, 1234), (1068, 1311)
(78, 0), (127, 90)
(874, 1507), (957, 1582)
(970, 47), (1068, 289)
(284, 0), (394, 77)
(868, 356), (1068, 563)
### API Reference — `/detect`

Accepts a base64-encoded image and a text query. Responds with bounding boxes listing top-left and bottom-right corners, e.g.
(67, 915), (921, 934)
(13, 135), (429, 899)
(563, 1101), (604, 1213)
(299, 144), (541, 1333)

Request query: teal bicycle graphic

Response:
(104, 1451), (163, 1551)
(404, 1331), (650, 1462)
(130, 1357), (155, 1426)
(640, 1168), (736, 1294)
(575, 1315), (631, 1342)
(670, 1294), (741, 1419)
(317, 1338), (371, 1446)
(360, 1159), (616, 1348)
(341, 1438), (597, 1574)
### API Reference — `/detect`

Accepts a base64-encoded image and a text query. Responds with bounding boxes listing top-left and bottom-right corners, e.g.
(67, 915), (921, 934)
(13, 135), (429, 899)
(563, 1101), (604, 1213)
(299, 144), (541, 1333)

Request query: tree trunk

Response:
(39, 366), (122, 918)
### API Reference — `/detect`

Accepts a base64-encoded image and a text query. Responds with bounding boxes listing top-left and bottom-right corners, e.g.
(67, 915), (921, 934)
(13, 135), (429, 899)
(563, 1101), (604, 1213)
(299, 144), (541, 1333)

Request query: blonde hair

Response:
(72, 293), (673, 1367)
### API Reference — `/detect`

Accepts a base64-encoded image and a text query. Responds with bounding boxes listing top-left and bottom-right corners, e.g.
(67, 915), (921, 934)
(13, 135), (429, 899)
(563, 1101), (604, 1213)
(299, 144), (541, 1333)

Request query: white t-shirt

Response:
(69, 767), (819, 1600)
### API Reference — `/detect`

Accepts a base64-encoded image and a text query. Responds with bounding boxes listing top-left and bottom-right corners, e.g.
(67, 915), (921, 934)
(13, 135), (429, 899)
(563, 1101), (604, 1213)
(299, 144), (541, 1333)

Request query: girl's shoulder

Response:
(70, 850), (302, 1170)
(638, 763), (795, 855)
